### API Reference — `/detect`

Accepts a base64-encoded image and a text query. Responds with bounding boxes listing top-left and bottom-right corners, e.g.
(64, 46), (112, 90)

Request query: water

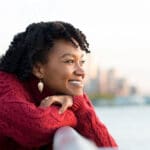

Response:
(95, 105), (150, 150)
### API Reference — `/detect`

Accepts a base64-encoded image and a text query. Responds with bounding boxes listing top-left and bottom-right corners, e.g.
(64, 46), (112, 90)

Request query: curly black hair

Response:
(0, 21), (90, 81)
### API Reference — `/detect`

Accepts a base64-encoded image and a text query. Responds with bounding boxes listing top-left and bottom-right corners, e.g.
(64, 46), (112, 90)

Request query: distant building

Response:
(129, 85), (138, 95)
(99, 69), (108, 94)
(107, 69), (118, 94)
(84, 54), (100, 94)
(115, 78), (129, 96)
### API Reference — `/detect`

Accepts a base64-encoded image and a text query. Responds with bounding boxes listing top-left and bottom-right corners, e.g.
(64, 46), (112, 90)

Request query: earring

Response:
(38, 80), (44, 93)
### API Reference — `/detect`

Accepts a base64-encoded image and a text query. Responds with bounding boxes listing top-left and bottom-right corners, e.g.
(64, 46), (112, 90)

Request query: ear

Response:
(32, 63), (45, 79)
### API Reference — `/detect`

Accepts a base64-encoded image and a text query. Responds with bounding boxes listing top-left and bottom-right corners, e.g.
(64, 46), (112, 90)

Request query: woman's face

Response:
(36, 39), (87, 96)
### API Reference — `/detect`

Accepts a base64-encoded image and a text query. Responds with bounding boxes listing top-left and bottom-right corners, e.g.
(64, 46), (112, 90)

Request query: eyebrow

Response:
(61, 53), (85, 58)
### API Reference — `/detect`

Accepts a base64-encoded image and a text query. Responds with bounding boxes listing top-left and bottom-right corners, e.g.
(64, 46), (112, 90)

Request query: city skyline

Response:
(0, 0), (150, 94)
(85, 59), (140, 97)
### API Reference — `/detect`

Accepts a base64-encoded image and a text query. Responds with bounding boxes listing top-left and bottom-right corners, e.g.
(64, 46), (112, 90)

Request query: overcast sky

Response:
(0, 0), (150, 94)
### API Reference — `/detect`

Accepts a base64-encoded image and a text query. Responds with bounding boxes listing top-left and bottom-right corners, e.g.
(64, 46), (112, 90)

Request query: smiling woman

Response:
(33, 39), (86, 96)
(0, 21), (117, 150)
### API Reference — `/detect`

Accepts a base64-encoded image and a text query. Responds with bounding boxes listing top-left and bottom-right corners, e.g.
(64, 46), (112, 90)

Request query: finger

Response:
(45, 96), (63, 106)
(46, 97), (55, 106)
(59, 102), (68, 114)
(40, 96), (49, 104)
(41, 96), (54, 107)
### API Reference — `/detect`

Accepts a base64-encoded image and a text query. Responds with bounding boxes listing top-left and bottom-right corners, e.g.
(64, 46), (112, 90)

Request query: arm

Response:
(0, 91), (77, 148)
(71, 94), (118, 148)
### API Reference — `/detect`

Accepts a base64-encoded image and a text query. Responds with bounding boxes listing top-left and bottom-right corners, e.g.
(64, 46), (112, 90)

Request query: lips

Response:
(68, 80), (84, 87)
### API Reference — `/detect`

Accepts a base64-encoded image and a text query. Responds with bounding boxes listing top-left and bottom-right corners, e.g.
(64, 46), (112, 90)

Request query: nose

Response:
(74, 63), (85, 78)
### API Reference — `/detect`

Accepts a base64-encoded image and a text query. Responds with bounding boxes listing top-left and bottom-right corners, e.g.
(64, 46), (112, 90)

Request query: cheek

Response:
(45, 69), (71, 84)
(54, 66), (73, 80)
(43, 63), (74, 87)
(59, 70), (72, 82)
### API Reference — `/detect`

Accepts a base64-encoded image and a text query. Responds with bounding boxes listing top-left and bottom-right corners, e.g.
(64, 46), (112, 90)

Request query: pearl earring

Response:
(38, 80), (44, 93)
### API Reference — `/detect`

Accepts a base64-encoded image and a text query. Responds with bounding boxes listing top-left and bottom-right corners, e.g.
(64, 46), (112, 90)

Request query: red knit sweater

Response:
(0, 71), (117, 150)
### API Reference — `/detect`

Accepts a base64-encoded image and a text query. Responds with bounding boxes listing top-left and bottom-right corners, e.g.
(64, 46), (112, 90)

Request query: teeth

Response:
(70, 81), (80, 83)
(69, 81), (83, 87)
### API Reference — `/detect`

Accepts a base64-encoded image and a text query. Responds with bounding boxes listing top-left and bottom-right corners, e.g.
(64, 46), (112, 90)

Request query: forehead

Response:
(49, 39), (85, 58)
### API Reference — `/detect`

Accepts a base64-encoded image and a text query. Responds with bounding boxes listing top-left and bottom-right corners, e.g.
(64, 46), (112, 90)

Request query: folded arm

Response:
(72, 94), (118, 148)
(0, 93), (77, 148)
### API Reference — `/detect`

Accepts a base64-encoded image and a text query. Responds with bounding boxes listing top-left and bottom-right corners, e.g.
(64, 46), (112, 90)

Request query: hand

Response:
(40, 95), (73, 114)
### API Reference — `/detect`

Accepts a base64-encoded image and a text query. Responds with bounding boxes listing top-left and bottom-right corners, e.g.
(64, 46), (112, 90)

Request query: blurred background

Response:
(0, 0), (150, 149)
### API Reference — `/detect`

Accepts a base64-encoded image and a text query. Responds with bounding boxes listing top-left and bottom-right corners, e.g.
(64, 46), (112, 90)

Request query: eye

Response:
(64, 60), (74, 64)
(80, 60), (86, 65)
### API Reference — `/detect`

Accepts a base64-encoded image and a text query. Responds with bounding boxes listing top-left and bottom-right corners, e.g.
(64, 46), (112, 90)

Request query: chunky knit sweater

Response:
(0, 71), (117, 150)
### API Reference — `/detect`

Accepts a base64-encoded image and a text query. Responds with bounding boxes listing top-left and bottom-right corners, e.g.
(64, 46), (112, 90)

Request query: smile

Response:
(69, 80), (84, 87)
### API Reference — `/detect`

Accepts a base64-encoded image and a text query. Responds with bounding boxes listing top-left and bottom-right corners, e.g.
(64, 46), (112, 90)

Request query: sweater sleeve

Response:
(0, 84), (77, 148)
(72, 94), (118, 148)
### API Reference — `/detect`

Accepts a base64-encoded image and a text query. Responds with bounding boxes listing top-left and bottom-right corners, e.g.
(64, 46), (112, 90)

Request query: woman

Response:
(0, 21), (117, 150)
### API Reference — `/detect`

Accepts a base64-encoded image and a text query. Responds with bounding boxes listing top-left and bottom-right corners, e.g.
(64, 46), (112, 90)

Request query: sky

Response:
(0, 0), (150, 95)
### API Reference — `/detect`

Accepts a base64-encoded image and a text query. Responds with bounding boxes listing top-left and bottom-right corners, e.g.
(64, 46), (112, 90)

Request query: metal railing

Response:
(53, 126), (118, 150)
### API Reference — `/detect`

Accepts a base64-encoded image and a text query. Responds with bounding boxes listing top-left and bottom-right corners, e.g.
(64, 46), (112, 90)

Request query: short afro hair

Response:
(0, 21), (90, 81)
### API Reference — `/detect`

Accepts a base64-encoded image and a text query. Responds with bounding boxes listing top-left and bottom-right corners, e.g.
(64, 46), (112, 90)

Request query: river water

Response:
(95, 105), (150, 150)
